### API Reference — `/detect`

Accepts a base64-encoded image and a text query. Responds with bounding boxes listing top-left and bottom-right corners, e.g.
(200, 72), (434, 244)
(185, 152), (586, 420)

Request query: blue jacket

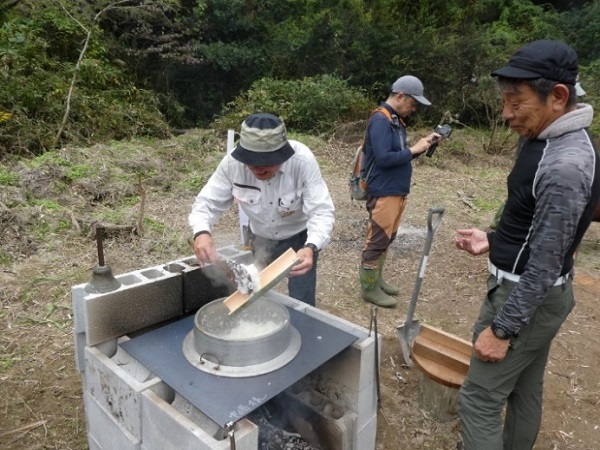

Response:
(363, 103), (414, 197)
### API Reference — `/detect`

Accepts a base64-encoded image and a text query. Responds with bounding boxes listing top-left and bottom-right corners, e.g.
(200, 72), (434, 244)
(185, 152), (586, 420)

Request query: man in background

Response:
(359, 75), (440, 307)
(454, 40), (599, 450)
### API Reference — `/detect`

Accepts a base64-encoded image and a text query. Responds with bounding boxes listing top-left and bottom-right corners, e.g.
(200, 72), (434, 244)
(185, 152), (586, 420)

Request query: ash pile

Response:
(248, 398), (322, 450)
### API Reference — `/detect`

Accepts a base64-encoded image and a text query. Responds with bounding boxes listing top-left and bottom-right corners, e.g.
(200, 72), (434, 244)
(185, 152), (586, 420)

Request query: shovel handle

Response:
(404, 206), (445, 325)
(427, 207), (445, 234)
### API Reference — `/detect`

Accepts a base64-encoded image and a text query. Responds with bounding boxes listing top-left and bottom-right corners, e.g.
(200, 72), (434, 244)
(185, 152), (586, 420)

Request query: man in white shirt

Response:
(189, 113), (335, 306)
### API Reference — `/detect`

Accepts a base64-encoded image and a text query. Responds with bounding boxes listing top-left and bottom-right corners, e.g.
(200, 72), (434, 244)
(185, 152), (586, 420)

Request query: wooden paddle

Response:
(223, 247), (300, 315)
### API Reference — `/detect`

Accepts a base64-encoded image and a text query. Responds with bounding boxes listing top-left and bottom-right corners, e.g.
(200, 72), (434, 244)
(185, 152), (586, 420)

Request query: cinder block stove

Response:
(72, 246), (379, 450)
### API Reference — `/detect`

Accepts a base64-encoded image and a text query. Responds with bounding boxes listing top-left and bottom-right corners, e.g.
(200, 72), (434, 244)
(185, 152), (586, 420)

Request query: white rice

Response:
(238, 263), (261, 294)
(221, 319), (279, 339)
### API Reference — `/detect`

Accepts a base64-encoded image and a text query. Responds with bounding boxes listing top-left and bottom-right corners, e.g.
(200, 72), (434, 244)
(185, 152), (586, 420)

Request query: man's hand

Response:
(193, 233), (218, 266)
(473, 327), (510, 362)
(454, 228), (490, 256)
(410, 132), (441, 155)
(289, 247), (314, 277)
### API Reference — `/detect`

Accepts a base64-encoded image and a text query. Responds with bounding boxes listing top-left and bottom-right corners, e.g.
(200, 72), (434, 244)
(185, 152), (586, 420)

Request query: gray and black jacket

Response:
(489, 104), (600, 334)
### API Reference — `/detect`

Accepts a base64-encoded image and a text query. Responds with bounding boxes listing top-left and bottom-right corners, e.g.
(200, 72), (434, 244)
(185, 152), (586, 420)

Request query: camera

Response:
(425, 124), (452, 157)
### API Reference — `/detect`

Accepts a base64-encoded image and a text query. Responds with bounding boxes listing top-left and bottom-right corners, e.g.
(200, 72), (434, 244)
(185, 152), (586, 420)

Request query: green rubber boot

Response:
(378, 254), (400, 296)
(359, 266), (397, 308)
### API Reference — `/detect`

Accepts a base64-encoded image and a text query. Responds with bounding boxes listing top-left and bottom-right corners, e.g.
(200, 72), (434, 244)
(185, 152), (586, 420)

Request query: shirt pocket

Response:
(233, 186), (262, 212)
(277, 191), (302, 217)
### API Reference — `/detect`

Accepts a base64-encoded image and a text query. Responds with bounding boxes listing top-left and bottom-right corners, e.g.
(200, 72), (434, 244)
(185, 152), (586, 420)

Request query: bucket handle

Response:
(199, 352), (221, 371)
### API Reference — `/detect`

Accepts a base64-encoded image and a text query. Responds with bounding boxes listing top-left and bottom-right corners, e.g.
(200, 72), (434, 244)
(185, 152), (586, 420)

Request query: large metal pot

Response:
(182, 293), (301, 377)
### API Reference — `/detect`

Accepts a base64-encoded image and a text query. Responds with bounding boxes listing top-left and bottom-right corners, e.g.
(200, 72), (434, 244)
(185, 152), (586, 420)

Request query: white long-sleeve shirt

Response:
(188, 140), (335, 250)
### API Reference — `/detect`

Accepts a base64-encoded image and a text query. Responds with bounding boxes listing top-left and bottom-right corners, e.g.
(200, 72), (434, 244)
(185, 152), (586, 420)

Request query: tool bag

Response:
(349, 106), (394, 201)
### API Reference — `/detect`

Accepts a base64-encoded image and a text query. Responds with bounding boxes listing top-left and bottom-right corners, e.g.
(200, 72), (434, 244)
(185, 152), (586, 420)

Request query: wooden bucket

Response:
(411, 324), (473, 421)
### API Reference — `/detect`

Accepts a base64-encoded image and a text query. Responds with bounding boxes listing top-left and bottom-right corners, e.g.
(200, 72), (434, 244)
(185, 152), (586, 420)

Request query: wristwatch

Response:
(303, 243), (318, 253)
(491, 321), (512, 340)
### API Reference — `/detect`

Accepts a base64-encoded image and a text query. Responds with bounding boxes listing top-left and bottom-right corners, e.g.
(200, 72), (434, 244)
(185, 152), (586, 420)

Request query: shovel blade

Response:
(397, 319), (421, 366)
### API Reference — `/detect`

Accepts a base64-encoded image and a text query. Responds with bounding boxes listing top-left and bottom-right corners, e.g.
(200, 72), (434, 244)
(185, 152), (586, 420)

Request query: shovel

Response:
(397, 206), (445, 366)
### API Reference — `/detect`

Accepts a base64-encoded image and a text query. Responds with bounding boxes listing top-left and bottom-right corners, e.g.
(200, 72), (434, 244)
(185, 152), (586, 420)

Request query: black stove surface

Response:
(120, 306), (360, 427)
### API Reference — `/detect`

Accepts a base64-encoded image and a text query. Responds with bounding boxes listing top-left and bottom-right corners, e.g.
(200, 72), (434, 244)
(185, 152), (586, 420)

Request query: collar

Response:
(538, 103), (594, 140)
(381, 102), (406, 127)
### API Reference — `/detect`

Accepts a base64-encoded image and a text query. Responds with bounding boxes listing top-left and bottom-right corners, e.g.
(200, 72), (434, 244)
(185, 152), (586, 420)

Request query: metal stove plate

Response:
(120, 307), (359, 427)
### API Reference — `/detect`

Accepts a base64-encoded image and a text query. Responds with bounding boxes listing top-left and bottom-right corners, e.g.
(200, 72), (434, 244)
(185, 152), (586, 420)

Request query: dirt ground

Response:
(1, 130), (599, 450)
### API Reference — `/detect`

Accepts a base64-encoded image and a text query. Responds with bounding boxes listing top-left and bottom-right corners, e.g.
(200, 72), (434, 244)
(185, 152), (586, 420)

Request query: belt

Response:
(487, 260), (570, 287)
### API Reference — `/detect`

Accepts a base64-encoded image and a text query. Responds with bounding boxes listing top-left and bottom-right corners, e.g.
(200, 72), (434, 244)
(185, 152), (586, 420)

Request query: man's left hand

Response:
(410, 133), (441, 155)
(473, 327), (510, 362)
(289, 247), (314, 277)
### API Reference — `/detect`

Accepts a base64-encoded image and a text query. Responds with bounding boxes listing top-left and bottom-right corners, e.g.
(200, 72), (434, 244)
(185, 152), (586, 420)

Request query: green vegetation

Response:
(0, 249), (13, 265)
(0, 2), (169, 155)
(0, 1), (597, 156)
(143, 217), (166, 234)
(213, 75), (372, 134)
(65, 164), (96, 182)
(181, 173), (208, 191)
(22, 151), (70, 169)
(0, 129), (233, 265)
(0, 167), (19, 185)
(31, 198), (64, 212)
(473, 197), (505, 214)
(0, 355), (17, 370)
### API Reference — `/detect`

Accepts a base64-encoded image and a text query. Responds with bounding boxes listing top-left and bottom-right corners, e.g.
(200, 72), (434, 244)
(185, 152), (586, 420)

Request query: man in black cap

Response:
(358, 75), (441, 308)
(189, 113), (335, 306)
(454, 40), (599, 449)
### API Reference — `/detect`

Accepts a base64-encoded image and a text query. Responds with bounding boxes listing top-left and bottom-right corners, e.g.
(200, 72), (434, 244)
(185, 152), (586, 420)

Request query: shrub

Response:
(579, 62), (600, 138)
(0, 4), (170, 156)
(212, 75), (372, 133)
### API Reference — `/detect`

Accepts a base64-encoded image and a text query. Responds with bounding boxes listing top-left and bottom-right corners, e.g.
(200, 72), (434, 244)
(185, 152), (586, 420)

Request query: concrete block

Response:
(88, 433), (102, 450)
(267, 291), (308, 311)
(116, 272), (145, 286)
(141, 387), (258, 450)
(355, 381), (378, 430)
(282, 388), (357, 450)
(71, 284), (87, 333)
(216, 245), (253, 264)
(84, 391), (141, 450)
(73, 330), (86, 373)
(269, 290), (377, 430)
(84, 338), (162, 439)
(173, 249), (252, 314)
(314, 334), (377, 394)
(302, 304), (370, 340)
(180, 260), (235, 314)
(82, 267), (183, 346)
(307, 337), (378, 430)
(353, 413), (377, 450)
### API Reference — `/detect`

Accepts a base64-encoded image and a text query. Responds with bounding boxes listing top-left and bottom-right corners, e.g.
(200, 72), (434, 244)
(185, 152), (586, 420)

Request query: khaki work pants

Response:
(361, 195), (406, 268)
(459, 275), (575, 450)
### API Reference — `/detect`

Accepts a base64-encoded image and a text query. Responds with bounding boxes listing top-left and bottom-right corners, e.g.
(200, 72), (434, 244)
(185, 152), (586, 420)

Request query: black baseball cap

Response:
(491, 39), (578, 85)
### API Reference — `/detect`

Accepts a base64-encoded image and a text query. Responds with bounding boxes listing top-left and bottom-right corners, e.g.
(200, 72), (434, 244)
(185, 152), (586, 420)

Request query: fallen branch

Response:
(0, 419), (48, 437)
(457, 190), (478, 211)
(87, 223), (137, 239)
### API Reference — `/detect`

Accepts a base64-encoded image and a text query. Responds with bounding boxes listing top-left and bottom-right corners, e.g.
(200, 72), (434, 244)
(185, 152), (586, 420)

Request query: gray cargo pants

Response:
(459, 274), (575, 450)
